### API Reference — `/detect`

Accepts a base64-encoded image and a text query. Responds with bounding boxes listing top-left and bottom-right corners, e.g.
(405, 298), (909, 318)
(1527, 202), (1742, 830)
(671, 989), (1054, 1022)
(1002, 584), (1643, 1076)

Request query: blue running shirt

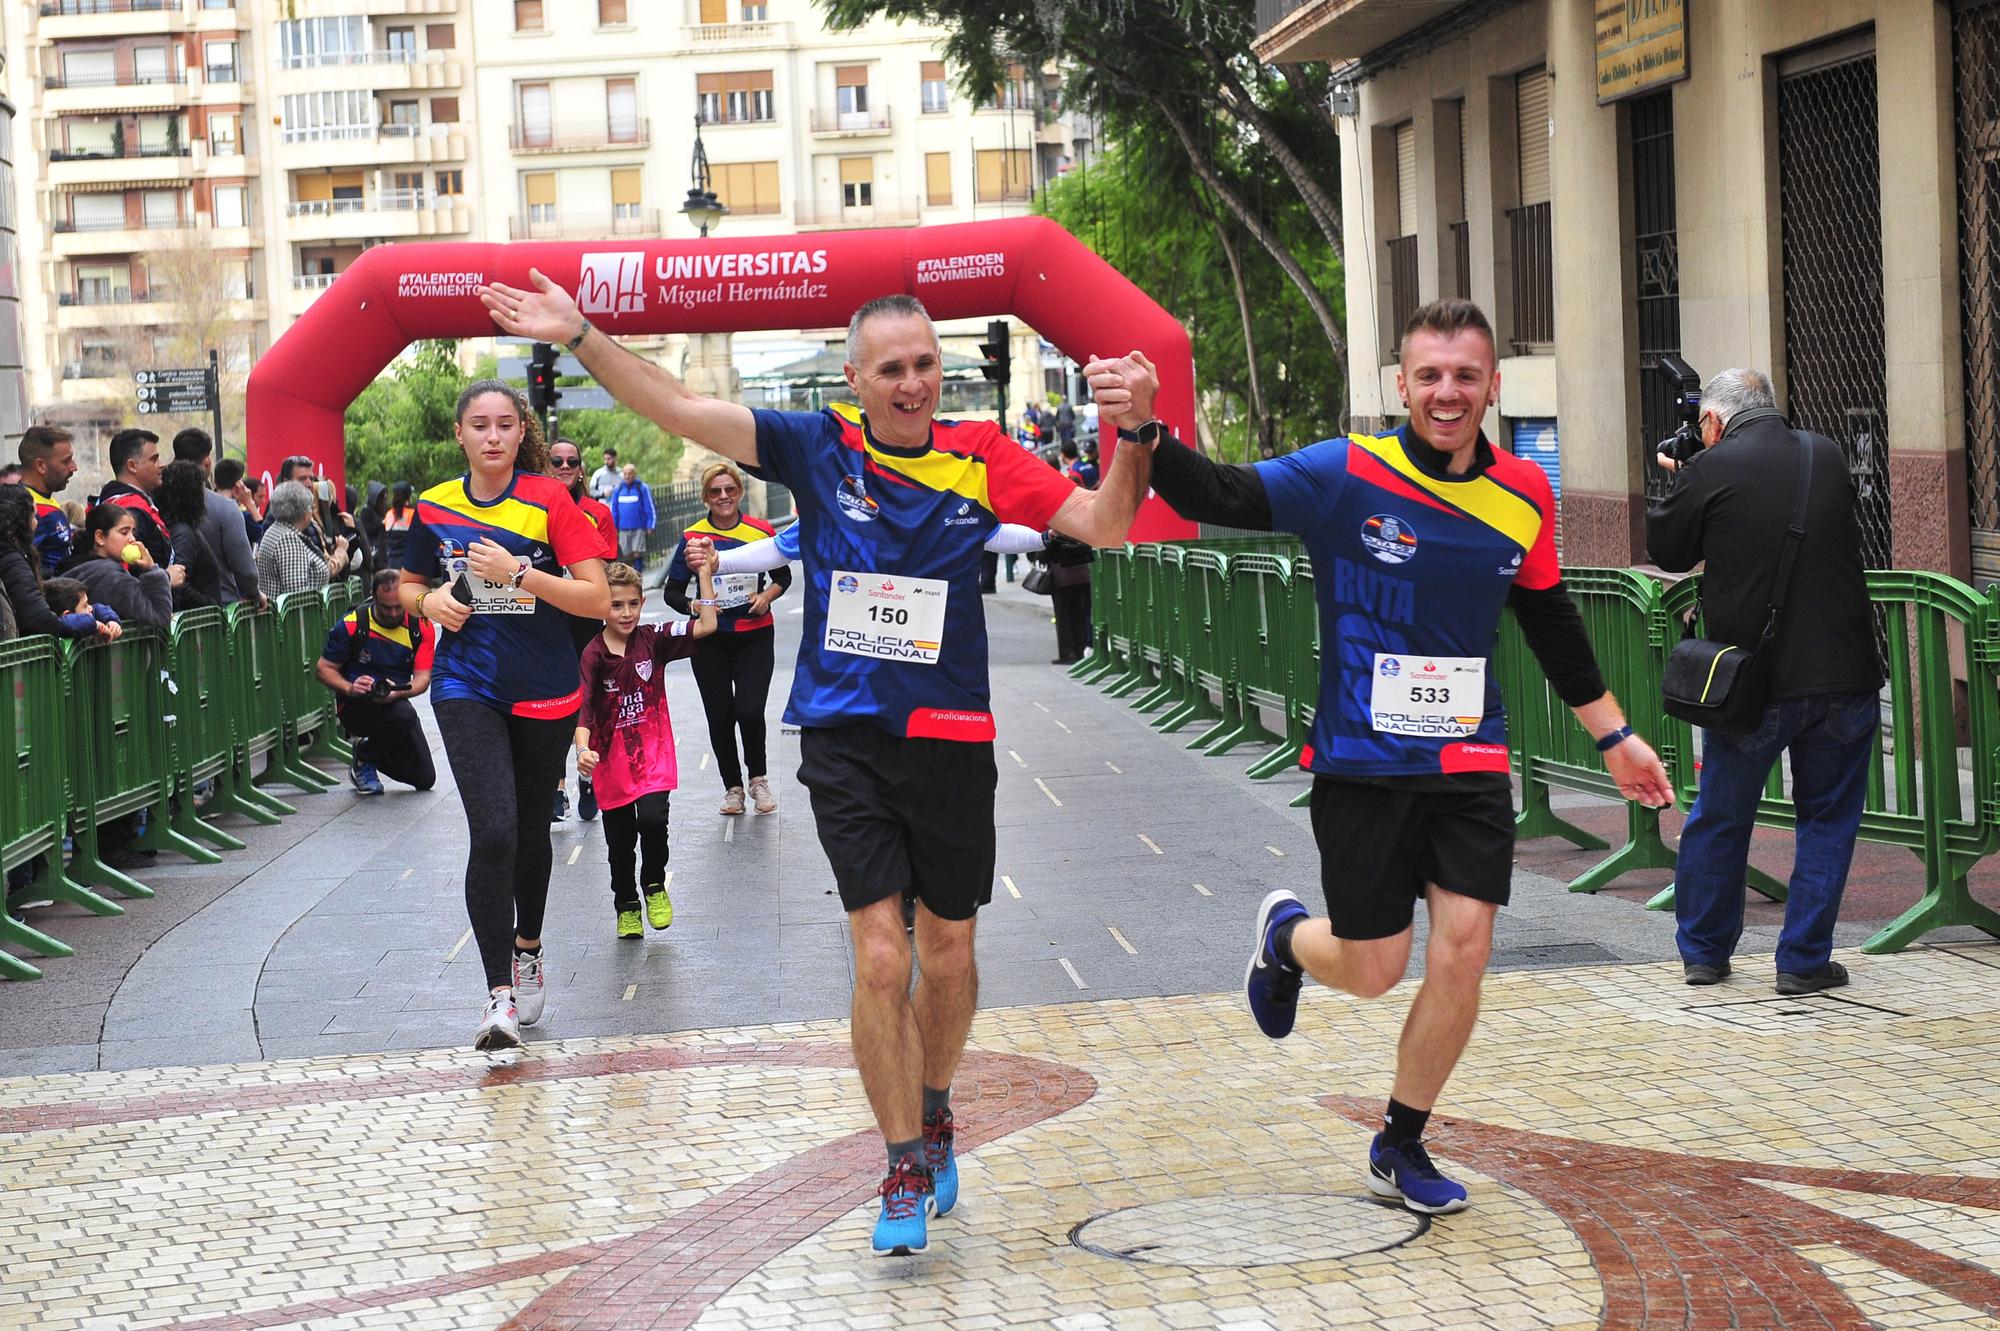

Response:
(402, 470), (606, 718)
(1256, 426), (1561, 779)
(749, 403), (1075, 740)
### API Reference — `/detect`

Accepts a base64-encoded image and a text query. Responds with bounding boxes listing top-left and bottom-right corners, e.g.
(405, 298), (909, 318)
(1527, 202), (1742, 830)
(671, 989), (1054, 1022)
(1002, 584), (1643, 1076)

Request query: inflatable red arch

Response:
(247, 216), (1197, 541)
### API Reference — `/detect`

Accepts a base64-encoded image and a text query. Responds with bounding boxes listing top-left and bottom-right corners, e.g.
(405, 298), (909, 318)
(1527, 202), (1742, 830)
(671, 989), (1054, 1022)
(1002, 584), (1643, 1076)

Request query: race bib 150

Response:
(825, 571), (947, 665)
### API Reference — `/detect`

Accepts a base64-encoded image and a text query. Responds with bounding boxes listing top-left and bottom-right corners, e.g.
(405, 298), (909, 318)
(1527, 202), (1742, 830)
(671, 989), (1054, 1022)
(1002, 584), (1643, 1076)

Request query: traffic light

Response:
(978, 319), (1010, 428)
(526, 341), (561, 430)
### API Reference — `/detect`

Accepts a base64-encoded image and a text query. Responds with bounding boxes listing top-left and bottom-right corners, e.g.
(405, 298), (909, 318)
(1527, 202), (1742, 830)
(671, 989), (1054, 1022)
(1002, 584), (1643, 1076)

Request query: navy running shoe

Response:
(578, 778), (598, 822)
(1366, 1134), (1470, 1215)
(922, 1108), (958, 1217)
(1245, 889), (1308, 1039)
(871, 1153), (934, 1256)
(348, 752), (383, 796)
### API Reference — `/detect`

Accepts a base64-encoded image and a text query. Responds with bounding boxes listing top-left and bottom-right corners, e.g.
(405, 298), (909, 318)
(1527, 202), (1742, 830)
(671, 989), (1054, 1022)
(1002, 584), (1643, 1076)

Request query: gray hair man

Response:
(1646, 367), (1884, 995)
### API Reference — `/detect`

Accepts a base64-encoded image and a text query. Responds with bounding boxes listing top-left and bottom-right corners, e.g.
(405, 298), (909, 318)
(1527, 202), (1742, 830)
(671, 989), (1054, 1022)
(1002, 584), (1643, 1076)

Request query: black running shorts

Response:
(1310, 776), (1515, 940)
(797, 724), (998, 920)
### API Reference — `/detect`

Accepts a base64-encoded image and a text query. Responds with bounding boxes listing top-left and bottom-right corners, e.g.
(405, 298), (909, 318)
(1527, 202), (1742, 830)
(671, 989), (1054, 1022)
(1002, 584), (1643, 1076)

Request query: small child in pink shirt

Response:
(576, 556), (718, 937)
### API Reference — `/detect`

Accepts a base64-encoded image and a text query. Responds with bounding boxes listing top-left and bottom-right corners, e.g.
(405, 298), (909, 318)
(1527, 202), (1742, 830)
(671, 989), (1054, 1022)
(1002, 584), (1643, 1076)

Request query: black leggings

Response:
(435, 699), (576, 990)
(602, 790), (671, 909)
(340, 698), (437, 791)
(691, 628), (774, 789)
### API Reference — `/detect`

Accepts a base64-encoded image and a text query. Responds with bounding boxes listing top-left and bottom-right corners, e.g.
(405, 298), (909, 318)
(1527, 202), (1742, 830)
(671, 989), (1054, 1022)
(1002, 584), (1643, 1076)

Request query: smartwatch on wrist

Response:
(1595, 724), (1634, 753)
(564, 318), (593, 352)
(1116, 420), (1166, 446)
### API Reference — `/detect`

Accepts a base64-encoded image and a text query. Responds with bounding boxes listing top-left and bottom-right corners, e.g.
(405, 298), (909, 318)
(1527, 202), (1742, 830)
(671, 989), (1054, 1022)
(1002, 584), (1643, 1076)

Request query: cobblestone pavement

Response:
(3, 590), (1998, 1328)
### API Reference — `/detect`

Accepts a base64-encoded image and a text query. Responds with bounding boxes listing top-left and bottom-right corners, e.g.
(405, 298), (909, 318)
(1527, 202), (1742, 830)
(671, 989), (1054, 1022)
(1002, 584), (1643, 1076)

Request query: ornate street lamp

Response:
(680, 111), (729, 238)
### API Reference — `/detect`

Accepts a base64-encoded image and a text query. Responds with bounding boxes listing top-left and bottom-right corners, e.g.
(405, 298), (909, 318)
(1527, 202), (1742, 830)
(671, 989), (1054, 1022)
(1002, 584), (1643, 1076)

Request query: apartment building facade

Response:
(0, 4), (28, 451)
(1257, 0), (1997, 585)
(6, 0), (1087, 444)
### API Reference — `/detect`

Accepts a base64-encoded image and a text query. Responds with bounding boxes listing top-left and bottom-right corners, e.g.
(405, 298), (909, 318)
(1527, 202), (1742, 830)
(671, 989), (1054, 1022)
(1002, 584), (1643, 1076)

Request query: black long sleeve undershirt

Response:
(1147, 429), (1605, 705)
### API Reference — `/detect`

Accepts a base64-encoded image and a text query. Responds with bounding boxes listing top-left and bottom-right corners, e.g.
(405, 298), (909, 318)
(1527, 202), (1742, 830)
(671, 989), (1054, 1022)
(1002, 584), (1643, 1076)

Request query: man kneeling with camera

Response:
(316, 566), (438, 796)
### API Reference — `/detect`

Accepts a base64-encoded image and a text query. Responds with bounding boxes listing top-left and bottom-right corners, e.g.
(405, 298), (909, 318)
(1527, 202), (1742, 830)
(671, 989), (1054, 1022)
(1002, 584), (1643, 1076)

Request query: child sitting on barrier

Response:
(574, 554), (718, 939)
(41, 577), (122, 642)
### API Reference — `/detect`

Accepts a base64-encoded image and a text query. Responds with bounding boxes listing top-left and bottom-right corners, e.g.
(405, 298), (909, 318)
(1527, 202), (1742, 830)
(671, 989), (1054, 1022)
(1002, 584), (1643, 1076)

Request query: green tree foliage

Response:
(345, 341), (684, 489)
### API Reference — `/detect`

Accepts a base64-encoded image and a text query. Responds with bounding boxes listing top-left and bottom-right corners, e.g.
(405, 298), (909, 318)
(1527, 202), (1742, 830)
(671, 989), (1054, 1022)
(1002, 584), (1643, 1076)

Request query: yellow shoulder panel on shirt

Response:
(827, 399), (994, 510)
(688, 517), (774, 543)
(1351, 433), (1542, 553)
(418, 481), (553, 544)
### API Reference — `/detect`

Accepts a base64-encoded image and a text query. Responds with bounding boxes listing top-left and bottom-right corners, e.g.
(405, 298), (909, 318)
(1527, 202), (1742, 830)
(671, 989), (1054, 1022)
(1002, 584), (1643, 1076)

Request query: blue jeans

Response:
(1674, 690), (1877, 975)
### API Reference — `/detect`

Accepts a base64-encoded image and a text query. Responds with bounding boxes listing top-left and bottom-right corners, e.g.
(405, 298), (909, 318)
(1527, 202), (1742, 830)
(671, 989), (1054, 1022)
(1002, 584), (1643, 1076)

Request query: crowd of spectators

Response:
(0, 426), (414, 645)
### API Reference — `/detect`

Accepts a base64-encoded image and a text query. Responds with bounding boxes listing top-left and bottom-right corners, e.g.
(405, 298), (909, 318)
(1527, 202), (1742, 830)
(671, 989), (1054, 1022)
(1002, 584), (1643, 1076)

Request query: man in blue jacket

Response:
(609, 463), (656, 572)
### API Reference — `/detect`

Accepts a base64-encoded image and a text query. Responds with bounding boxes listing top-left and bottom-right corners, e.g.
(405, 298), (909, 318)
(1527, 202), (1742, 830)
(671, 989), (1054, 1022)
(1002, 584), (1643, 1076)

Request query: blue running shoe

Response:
(923, 1108), (958, 1216)
(1246, 890), (1308, 1039)
(1366, 1134), (1470, 1214)
(348, 752), (383, 796)
(872, 1153), (934, 1256)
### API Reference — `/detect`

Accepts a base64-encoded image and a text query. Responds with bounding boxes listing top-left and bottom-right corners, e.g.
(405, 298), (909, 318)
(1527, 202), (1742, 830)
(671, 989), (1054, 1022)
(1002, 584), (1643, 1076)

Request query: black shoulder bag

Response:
(1660, 434), (1812, 735)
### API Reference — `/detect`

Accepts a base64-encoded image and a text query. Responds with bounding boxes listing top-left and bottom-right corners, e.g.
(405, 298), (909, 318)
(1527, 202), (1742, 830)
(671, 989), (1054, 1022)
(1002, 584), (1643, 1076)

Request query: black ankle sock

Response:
(1271, 916), (1303, 970)
(923, 1086), (951, 1122)
(1382, 1098), (1430, 1146)
(515, 943), (542, 957)
(886, 1137), (923, 1170)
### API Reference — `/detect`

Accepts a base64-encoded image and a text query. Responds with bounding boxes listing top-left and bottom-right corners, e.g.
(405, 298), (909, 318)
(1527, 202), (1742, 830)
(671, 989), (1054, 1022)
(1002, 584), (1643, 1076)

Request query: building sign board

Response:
(1596, 0), (1689, 104)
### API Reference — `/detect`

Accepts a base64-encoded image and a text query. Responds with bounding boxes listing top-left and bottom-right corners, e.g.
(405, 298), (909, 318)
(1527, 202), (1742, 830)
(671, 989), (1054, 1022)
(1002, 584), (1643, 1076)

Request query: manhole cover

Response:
(1069, 1194), (1427, 1268)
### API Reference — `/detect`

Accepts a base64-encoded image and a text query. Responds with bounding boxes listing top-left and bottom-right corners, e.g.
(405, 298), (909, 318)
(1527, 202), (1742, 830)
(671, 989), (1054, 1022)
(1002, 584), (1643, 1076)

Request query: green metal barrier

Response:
(1220, 553), (1293, 766)
(1126, 547), (1182, 713)
(265, 592), (340, 791)
(1072, 546), (1125, 683)
(1650, 570), (2000, 952)
(0, 637), (87, 978)
(308, 586), (355, 765)
(231, 602), (309, 805)
(164, 608), (249, 852)
(1104, 545), (1163, 700)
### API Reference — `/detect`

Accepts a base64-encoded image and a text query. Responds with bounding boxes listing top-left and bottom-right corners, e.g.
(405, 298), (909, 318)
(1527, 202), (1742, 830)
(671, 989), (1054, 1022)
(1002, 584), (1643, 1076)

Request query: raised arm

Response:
(1045, 350), (1159, 548)
(479, 269), (758, 466)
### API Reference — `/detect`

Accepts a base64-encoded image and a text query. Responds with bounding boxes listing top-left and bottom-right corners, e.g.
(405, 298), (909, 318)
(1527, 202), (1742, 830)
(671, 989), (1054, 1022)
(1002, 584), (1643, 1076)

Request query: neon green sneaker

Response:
(645, 886), (674, 930)
(616, 908), (644, 939)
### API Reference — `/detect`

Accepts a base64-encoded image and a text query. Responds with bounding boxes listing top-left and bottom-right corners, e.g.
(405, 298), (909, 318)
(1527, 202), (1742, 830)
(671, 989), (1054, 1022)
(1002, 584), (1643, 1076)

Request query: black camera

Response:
(368, 676), (393, 702)
(1653, 354), (1704, 465)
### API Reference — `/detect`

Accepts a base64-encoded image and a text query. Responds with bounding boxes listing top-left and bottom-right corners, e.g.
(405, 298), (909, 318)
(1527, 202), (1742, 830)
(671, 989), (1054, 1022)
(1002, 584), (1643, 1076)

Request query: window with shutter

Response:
(611, 166), (641, 220)
(925, 152), (952, 206)
(699, 0), (726, 23)
(524, 171), (557, 223)
(427, 23), (455, 49)
(711, 161), (779, 215)
(599, 0), (628, 24)
(840, 155), (873, 208)
(975, 149), (1031, 202)
(1516, 67), (1550, 205)
(519, 83), (551, 147)
(515, 0), (544, 33)
(1394, 120), (1416, 237)
(607, 78), (638, 143)
(922, 60), (949, 114)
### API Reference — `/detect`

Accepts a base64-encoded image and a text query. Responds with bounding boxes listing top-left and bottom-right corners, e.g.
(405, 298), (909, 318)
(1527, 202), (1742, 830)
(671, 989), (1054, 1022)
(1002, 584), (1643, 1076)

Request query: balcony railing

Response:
(1507, 201), (1554, 347)
(49, 143), (191, 161)
(685, 20), (788, 44)
(55, 214), (189, 232)
(41, 0), (171, 14)
(792, 196), (922, 228)
(1386, 233), (1419, 354)
(509, 119), (650, 152)
(293, 272), (341, 290)
(278, 49), (441, 70)
(286, 189), (435, 217)
(809, 106), (892, 135)
(280, 124), (377, 143)
(508, 210), (661, 241)
(45, 70), (187, 90)
(63, 360), (119, 379)
(60, 289), (152, 306)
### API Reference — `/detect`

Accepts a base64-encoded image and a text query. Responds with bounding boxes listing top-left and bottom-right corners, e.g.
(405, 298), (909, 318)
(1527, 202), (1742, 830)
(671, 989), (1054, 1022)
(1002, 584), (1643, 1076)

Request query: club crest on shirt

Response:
(635, 660), (654, 683)
(836, 474), (879, 523)
(1360, 514), (1418, 565)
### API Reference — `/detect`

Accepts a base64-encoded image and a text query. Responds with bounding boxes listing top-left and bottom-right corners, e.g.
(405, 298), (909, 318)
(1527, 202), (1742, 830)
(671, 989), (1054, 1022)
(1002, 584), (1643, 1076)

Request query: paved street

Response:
(2, 588), (1998, 1329)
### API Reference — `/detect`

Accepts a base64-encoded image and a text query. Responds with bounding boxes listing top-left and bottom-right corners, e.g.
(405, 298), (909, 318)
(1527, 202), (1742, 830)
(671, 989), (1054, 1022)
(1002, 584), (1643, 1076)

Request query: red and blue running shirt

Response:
(666, 513), (779, 632)
(1256, 425), (1561, 779)
(749, 402), (1076, 741)
(402, 470), (606, 718)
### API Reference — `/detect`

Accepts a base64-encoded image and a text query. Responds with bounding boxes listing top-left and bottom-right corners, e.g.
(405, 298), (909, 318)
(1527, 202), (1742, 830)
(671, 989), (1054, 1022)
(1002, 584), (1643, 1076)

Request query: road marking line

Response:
(724, 819), (736, 843)
(1105, 761), (1122, 774)
(1008, 749), (1026, 768)
(699, 753), (709, 771)
(1058, 957), (1088, 989)
(567, 845), (582, 865)
(1193, 882), (1213, 896)
(400, 868), (413, 880)
(1053, 719), (1072, 733)
(1108, 926), (1137, 955)
(1035, 778), (1063, 807)
(1138, 834), (1163, 855)
(1032, 701), (1050, 712)
(444, 928), (472, 964)
(1002, 875), (1021, 899)
(1266, 845), (1286, 858)
(622, 984), (637, 1002)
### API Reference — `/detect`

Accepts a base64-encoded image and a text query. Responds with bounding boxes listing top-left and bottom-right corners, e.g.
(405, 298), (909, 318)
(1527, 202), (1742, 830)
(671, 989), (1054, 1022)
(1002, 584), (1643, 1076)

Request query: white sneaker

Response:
(474, 993), (520, 1051)
(720, 786), (746, 815)
(512, 949), (546, 1026)
(748, 776), (777, 814)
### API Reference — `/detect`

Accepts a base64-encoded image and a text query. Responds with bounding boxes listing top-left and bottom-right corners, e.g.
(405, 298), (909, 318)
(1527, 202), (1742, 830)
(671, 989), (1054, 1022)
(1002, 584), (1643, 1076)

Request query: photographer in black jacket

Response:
(314, 567), (437, 796)
(1647, 368), (1883, 995)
